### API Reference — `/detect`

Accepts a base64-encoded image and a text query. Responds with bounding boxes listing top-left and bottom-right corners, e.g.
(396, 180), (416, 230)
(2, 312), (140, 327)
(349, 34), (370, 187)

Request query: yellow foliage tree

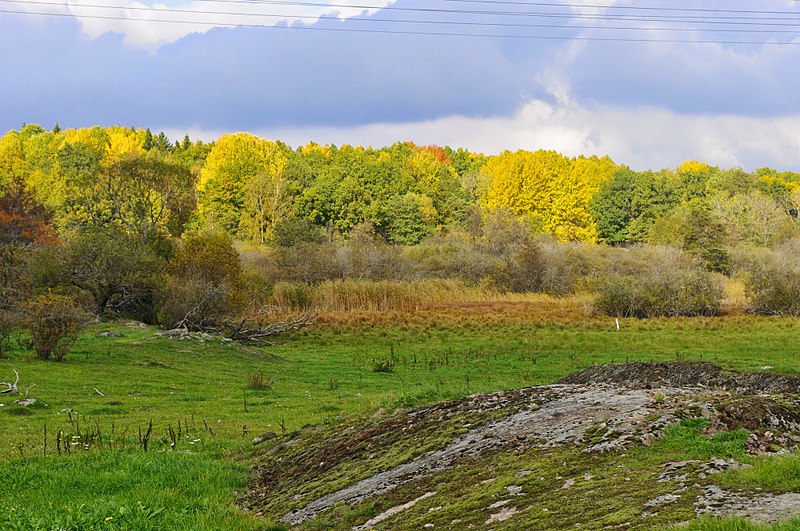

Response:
(482, 150), (616, 242)
(548, 156), (617, 241)
(0, 131), (26, 196)
(105, 126), (145, 162)
(198, 133), (290, 238)
(677, 160), (711, 175)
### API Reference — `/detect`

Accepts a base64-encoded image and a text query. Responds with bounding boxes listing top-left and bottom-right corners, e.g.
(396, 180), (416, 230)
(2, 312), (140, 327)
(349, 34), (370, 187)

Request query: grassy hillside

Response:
(2, 297), (800, 529)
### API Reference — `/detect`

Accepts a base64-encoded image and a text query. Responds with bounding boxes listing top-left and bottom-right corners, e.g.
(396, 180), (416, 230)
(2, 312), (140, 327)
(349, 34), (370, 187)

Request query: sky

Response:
(1, 0), (800, 171)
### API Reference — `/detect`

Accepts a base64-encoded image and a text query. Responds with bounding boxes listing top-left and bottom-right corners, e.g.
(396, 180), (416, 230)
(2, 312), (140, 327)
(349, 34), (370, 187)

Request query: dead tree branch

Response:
(1, 369), (19, 394)
(173, 285), (224, 332)
(225, 314), (314, 343)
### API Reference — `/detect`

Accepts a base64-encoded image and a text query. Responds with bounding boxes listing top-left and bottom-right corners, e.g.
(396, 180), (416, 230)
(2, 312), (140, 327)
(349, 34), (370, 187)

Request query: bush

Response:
(338, 222), (408, 280)
(538, 240), (610, 296)
(0, 307), (18, 358)
(271, 278), (482, 312)
(157, 231), (247, 329)
(271, 242), (343, 283)
(65, 228), (164, 321)
(270, 217), (326, 247)
(403, 233), (494, 283)
(591, 248), (723, 317)
(738, 252), (800, 316)
(23, 292), (90, 361)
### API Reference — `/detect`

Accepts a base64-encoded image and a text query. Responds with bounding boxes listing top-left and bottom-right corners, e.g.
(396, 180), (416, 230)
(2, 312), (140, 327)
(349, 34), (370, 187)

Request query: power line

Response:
(186, 0), (800, 18)
(1, 0), (799, 44)
(429, 0), (800, 16)
(168, 0), (800, 23)
(4, 0), (800, 33)
(5, 0), (800, 23)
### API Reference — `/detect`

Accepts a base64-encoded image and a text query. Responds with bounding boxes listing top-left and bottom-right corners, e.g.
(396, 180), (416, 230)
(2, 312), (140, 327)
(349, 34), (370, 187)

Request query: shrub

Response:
(271, 242), (343, 283)
(65, 228), (164, 320)
(338, 222), (408, 280)
(23, 292), (90, 361)
(270, 217), (326, 247)
(403, 233), (495, 283)
(171, 231), (242, 285)
(246, 370), (273, 390)
(538, 240), (610, 296)
(157, 231), (247, 329)
(590, 248), (723, 317)
(738, 252), (800, 316)
(271, 279), (477, 312)
(505, 237), (545, 293)
(0, 307), (17, 358)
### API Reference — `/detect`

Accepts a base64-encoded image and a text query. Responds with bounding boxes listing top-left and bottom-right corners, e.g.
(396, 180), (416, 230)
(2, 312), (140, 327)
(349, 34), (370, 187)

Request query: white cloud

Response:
(20, 0), (395, 49)
(161, 100), (800, 172)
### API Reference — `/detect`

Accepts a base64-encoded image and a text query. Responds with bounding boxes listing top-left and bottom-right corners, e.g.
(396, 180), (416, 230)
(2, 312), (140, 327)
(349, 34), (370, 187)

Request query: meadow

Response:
(2, 294), (800, 529)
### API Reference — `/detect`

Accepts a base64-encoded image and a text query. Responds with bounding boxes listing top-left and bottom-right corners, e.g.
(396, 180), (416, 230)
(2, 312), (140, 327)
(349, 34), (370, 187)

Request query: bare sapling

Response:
(0, 369), (19, 394)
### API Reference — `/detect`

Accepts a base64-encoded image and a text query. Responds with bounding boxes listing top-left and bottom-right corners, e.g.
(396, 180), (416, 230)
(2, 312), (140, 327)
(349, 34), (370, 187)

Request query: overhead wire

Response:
(3, 0), (800, 33)
(0, 0), (799, 44)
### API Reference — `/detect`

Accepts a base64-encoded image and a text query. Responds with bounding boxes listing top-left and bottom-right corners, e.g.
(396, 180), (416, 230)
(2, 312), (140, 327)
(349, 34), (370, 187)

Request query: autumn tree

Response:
(0, 197), (58, 355)
(481, 150), (615, 242)
(548, 156), (617, 241)
(240, 154), (291, 243)
(676, 160), (718, 202)
(65, 153), (195, 244)
(404, 147), (469, 228)
(197, 133), (290, 237)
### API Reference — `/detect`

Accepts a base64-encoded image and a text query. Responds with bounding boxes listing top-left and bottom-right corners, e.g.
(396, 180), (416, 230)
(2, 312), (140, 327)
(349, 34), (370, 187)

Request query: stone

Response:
(253, 432), (278, 444)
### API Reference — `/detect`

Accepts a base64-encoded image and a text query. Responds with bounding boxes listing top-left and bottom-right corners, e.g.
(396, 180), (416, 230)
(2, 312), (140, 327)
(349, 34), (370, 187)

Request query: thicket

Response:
(590, 247), (723, 317)
(731, 243), (800, 316)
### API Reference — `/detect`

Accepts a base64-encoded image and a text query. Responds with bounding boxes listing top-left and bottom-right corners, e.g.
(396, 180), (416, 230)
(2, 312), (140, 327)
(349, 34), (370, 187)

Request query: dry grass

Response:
(313, 294), (596, 329)
(721, 279), (748, 315)
(270, 279), (577, 313)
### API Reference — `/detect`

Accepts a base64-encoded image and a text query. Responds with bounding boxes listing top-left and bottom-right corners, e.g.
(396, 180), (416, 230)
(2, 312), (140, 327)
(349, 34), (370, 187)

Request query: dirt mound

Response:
(558, 361), (800, 394)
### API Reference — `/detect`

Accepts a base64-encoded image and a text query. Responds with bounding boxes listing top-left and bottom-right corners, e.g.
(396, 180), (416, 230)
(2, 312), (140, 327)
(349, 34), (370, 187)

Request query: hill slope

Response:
(244, 362), (800, 529)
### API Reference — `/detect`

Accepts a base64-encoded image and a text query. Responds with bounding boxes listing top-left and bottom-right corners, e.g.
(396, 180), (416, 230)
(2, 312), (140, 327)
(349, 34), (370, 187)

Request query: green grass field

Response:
(2, 298), (800, 529)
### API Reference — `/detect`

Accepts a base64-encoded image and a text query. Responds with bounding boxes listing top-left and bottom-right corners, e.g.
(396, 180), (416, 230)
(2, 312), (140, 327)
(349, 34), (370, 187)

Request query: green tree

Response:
(65, 228), (163, 319)
(681, 203), (730, 273)
(378, 193), (434, 245)
(240, 151), (291, 243)
(591, 168), (677, 244)
(66, 154), (195, 242)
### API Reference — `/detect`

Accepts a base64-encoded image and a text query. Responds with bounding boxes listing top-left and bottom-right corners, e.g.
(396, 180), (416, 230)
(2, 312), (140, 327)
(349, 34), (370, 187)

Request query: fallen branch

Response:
(0, 369), (19, 394)
(226, 314), (314, 344)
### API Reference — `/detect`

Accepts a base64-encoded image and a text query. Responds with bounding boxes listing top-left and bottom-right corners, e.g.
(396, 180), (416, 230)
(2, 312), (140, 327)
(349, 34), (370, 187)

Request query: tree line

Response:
(3, 124), (800, 249)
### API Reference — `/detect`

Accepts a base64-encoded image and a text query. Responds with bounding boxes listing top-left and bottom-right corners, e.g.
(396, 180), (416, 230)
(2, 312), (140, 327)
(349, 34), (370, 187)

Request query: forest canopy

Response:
(3, 124), (798, 248)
